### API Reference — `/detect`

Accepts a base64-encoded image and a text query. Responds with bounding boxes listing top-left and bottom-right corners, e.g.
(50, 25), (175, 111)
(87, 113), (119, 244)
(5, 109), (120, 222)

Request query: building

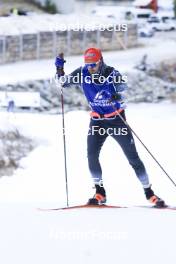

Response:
(133, 0), (174, 15)
(133, 0), (158, 13)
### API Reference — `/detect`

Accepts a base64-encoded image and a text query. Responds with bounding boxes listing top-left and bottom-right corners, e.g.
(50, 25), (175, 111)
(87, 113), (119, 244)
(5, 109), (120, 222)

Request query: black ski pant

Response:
(87, 111), (150, 188)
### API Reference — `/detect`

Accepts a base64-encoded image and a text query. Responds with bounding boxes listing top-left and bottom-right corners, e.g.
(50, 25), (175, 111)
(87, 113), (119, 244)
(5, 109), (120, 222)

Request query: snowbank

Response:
(0, 13), (125, 35)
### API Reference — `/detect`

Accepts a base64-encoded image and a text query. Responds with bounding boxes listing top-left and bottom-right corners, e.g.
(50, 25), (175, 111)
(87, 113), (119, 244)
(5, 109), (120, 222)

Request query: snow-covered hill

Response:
(0, 102), (176, 264)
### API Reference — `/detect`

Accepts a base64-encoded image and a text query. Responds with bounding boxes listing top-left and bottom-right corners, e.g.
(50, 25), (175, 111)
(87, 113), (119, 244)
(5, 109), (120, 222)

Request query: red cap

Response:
(84, 48), (102, 63)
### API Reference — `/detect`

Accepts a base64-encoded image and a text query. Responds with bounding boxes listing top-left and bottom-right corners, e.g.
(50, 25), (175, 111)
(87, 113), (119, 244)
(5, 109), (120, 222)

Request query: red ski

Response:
(38, 204), (125, 211)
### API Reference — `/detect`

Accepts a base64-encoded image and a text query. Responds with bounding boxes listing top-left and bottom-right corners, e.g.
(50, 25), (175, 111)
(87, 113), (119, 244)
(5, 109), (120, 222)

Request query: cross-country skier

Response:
(55, 47), (165, 208)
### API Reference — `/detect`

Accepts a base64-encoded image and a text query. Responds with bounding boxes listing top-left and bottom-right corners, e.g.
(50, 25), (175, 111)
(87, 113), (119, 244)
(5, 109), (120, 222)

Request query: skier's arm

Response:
(62, 67), (82, 88)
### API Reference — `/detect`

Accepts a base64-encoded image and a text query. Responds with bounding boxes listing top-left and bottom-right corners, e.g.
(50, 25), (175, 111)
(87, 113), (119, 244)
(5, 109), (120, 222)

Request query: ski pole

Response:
(56, 53), (69, 207)
(60, 84), (69, 207)
(110, 102), (176, 188)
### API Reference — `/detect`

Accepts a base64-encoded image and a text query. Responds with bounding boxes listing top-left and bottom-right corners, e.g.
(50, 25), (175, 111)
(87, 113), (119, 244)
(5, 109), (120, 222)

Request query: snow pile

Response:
(0, 13), (126, 35)
(126, 70), (176, 103)
(0, 114), (35, 176)
(145, 59), (176, 84)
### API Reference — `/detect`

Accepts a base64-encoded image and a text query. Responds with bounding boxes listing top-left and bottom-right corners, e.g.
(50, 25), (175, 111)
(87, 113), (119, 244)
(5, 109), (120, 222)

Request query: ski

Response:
(38, 204), (176, 211)
(38, 204), (125, 211)
(135, 205), (176, 211)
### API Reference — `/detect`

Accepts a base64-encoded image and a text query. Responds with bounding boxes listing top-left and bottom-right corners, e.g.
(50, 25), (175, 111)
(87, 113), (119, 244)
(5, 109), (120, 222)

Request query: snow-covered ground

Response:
(0, 103), (176, 264)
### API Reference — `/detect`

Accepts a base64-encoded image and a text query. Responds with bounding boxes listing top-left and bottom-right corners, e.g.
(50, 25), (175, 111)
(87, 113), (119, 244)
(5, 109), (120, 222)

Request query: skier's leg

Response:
(110, 117), (165, 207)
(87, 119), (108, 186)
(87, 120), (108, 205)
(111, 123), (150, 188)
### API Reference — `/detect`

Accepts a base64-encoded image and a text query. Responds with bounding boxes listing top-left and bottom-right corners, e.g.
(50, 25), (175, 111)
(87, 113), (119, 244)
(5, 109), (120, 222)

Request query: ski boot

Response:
(87, 184), (106, 205)
(144, 185), (166, 208)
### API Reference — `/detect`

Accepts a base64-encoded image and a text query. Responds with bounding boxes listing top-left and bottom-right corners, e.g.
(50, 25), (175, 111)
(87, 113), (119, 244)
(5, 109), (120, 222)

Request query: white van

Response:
(125, 7), (155, 22)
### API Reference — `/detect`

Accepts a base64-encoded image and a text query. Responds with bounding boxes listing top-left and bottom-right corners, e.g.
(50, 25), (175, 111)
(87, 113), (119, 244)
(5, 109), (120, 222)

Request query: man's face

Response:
(86, 60), (101, 74)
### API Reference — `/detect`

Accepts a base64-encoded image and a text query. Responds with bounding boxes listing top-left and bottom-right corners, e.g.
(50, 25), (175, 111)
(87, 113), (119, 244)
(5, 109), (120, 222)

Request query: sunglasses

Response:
(85, 60), (100, 69)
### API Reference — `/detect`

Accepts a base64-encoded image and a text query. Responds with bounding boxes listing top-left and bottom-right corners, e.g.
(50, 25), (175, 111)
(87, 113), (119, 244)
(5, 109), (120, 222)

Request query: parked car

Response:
(147, 16), (176, 31)
(91, 6), (154, 23)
